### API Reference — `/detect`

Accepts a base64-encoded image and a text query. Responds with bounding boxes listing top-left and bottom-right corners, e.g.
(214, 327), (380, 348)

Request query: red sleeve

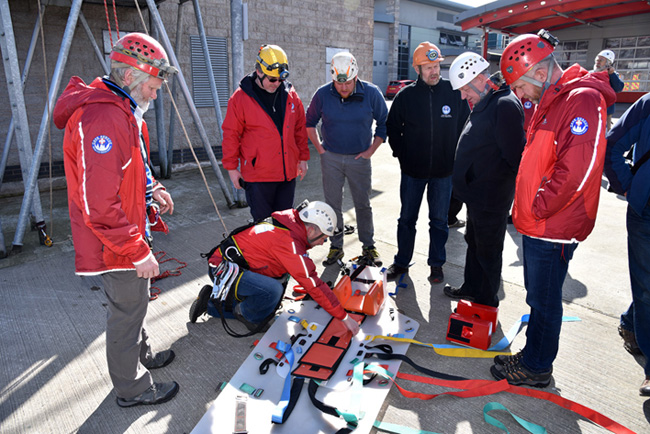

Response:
(532, 89), (607, 219)
(221, 91), (245, 171)
(293, 96), (310, 161)
(272, 236), (346, 320)
(78, 105), (150, 263)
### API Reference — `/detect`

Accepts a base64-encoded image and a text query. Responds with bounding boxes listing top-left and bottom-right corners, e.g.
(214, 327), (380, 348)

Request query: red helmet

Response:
(412, 42), (444, 67)
(500, 33), (555, 85)
(110, 32), (177, 80)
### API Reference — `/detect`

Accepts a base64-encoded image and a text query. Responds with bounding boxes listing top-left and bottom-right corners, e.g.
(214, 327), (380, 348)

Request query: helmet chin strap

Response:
(519, 57), (557, 100)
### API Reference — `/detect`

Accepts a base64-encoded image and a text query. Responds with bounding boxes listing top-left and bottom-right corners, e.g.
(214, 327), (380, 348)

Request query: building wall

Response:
(0, 0), (375, 185)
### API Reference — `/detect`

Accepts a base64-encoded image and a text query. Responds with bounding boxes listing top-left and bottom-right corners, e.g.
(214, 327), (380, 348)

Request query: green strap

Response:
(483, 402), (547, 434)
(335, 361), (366, 425)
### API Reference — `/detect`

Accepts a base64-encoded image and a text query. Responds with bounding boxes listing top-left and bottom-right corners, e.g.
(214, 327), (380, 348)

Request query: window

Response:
(440, 31), (466, 48)
(437, 11), (454, 23)
(604, 35), (650, 92)
(397, 24), (411, 80)
(553, 40), (589, 69)
(190, 35), (230, 108)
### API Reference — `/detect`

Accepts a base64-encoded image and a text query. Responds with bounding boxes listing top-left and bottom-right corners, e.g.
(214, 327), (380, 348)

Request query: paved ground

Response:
(1, 104), (648, 433)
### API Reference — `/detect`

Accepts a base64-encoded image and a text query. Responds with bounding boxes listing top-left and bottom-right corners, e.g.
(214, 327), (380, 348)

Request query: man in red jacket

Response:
(222, 44), (309, 221)
(53, 33), (179, 407)
(492, 30), (615, 387)
(190, 201), (360, 335)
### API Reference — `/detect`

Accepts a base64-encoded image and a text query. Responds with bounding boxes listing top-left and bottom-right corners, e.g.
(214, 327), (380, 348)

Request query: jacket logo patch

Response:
(91, 135), (112, 154)
(524, 101), (533, 109)
(441, 105), (452, 118)
(290, 102), (295, 113)
(570, 117), (588, 135)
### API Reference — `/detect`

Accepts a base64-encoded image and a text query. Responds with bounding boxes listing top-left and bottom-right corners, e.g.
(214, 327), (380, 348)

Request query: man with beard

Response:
(386, 42), (470, 283)
(592, 49), (624, 131)
(492, 30), (615, 387)
(53, 33), (178, 407)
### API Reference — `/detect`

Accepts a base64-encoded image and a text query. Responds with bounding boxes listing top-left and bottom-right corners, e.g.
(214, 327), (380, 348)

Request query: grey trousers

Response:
(320, 150), (375, 249)
(102, 270), (154, 399)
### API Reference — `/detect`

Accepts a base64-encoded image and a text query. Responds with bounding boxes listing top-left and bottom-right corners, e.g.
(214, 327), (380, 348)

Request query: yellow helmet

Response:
(256, 45), (290, 79)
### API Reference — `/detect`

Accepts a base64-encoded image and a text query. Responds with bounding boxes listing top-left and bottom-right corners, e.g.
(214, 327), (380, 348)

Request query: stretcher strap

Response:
(307, 379), (357, 433)
(483, 402), (547, 434)
(271, 345), (295, 423)
(392, 372), (635, 434)
(368, 315), (580, 358)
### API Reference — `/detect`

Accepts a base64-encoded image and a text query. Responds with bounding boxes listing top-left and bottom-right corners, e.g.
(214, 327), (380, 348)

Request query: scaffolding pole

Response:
(0, 0), (46, 251)
(0, 5), (44, 188)
(165, 0), (188, 177)
(10, 0), (83, 251)
(145, 0), (233, 207)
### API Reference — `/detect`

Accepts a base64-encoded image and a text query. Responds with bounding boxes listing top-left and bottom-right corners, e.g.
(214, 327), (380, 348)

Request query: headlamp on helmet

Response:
(257, 45), (290, 79)
(330, 52), (359, 83)
(110, 32), (177, 80)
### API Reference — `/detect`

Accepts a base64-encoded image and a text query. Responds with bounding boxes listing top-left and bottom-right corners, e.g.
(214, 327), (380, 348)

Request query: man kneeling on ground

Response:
(190, 201), (360, 335)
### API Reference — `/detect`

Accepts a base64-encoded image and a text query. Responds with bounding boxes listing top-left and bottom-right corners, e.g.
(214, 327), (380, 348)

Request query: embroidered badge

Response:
(524, 101), (533, 109)
(442, 105), (451, 115)
(570, 117), (588, 135)
(91, 135), (112, 154)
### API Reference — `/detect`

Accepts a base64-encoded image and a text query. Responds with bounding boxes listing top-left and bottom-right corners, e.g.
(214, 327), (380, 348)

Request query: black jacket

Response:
(452, 83), (525, 211)
(387, 77), (470, 179)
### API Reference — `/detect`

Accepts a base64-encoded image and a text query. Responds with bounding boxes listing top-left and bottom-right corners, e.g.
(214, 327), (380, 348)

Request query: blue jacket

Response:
(305, 80), (387, 154)
(604, 93), (650, 215)
(606, 71), (625, 115)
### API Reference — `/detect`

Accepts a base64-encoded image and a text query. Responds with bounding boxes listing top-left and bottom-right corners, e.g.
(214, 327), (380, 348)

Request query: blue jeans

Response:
(624, 202), (650, 374)
(320, 151), (375, 249)
(394, 173), (452, 268)
(207, 270), (284, 324)
(521, 236), (578, 373)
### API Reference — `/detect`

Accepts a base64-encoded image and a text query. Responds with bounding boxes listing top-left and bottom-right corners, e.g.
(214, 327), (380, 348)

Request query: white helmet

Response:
(330, 52), (358, 83)
(450, 52), (489, 90)
(597, 49), (615, 64)
(298, 201), (337, 236)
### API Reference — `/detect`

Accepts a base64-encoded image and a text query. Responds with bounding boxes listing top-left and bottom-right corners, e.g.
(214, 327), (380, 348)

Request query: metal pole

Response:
(11, 0), (83, 250)
(192, 0), (224, 130)
(166, 0), (187, 176)
(145, 0), (234, 207)
(79, 10), (109, 75)
(0, 5), (44, 187)
(150, 14), (168, 178)
(0, 216), (5, 258)
(230, 0), (246, 205)
(0, 0), (45, 238)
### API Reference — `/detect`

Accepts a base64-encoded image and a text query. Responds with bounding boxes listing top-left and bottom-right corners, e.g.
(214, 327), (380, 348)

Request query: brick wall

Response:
(0, 0), (374, 185)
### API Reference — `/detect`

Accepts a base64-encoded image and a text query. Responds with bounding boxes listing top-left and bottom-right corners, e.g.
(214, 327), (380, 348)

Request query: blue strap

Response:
(271, 343), (296, 423)
(483, 402), (547, 434)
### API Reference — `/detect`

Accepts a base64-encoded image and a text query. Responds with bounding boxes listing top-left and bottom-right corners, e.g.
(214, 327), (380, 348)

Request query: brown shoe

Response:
(618, 326), (642, 355)
(640, 377), (650, 396)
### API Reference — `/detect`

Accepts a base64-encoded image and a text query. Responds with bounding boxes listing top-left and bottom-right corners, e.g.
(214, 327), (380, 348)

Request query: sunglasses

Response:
(265, 75), (285, 83)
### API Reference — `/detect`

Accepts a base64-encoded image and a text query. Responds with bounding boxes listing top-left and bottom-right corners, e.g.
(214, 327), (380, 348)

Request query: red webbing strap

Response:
(393, 372), (635, 434)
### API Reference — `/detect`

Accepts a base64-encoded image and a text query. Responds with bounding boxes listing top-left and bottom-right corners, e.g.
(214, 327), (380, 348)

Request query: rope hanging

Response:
(103, 0), (120, 47)
(133, 0), (229, 234)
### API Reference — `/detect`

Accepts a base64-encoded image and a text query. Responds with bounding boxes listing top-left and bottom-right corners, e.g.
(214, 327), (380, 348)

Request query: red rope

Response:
(103, 0), (113, 47)
(111, 0), (120, 39)
(149, 251), (187, 301)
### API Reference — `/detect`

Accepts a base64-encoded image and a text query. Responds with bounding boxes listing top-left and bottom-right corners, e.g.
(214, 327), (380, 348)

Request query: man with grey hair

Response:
(443, 52), (525, 307)
(54, 33), (179, 407)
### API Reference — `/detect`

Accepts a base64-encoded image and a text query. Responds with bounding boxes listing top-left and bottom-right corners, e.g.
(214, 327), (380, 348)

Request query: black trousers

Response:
(461, 205), (509, 307)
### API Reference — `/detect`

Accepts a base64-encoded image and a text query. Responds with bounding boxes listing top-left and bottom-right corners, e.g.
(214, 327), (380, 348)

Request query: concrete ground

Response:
(1, 105), (648, 433)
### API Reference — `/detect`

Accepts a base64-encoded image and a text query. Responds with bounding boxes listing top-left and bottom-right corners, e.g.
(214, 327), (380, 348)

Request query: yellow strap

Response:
(367, 335), (512, 359)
